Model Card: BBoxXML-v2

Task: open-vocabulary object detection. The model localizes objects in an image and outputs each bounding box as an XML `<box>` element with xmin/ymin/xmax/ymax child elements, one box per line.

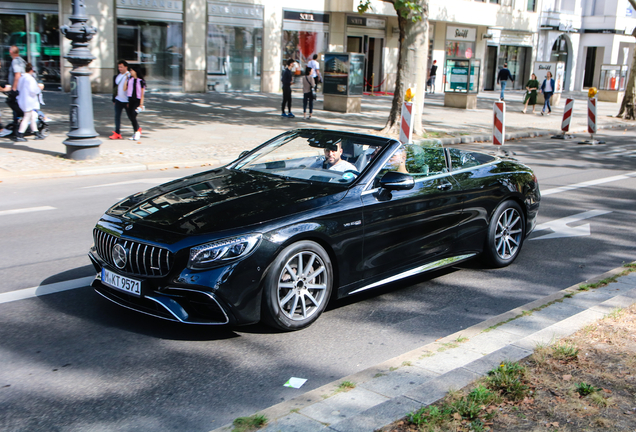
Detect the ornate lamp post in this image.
<box><xmin>60</xmin><ymin>0</ymin><xmax>101</xmax><ymax>160</ymax></box>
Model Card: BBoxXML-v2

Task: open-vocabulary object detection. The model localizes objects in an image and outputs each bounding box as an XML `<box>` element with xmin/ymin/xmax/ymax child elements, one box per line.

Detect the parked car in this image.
<box><xmin>89</xmin><ymin>129</ymin><xmax>540</xmax><ymax>330</ymax></box>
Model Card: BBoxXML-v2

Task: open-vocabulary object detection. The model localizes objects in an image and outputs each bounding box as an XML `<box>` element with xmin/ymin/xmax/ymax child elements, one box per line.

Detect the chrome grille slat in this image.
<box><xmin>142</xmin><ymin>245</ymin><xmax>148</xmax><ymax>274</ymax></box>
<box><xmin>93</xmin><ymin>228</ymin><xmax>173</xmax><ymax>277</ymax></box>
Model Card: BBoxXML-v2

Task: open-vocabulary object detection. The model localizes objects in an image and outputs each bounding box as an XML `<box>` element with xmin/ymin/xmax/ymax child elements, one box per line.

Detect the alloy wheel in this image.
<box><xmin>495</xmin><ymin>207</ymin><xmax>523</xmax><ymax>260</ymax></box>
<box><xmin>277</xmin><ymin>251</ymin><xmax>328</xmax><ymax>321</ymax></box>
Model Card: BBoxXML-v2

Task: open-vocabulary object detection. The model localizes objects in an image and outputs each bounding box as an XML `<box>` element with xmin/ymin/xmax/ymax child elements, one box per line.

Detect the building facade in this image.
<box><xmin>2</xmin><ymin>0</ymin><xmax>578</xmax><ymax>96</ymax></box>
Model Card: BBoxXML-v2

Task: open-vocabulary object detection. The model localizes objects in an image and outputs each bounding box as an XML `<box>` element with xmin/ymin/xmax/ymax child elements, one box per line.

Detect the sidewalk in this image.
<box><xmin>0</xmin><ymin>89</ymin><xmax>632</xmax><ymax>181</ymax></box>
<box><xmin>212</xmin><ymin>265</ymin><xmax>636</xmax><ymax>432</ymax></box>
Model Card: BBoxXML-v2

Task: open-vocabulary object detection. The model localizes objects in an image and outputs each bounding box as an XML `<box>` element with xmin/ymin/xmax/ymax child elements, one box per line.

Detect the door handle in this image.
<box><xmin>437</xmin><ymin>182</ymin><xmax>452</xmax><ymax>191</ymax></box>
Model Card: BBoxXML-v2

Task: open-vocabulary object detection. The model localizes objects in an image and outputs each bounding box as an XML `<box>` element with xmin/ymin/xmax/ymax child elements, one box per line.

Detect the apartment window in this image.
<box><xmin>527</xmin><ymin>0</ymin><xmax>536</xmax><ymax>12</ymax></box>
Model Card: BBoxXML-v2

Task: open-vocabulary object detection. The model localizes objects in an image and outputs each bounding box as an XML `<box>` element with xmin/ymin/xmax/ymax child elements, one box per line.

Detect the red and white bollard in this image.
<box><xmin>493</xmin><ymin>101</ymin><xmax>505</xmax><ymax>146</ymax></box>
<box><xmin>552</xmin><ymin>98</ymin><xmax>574</xmax><ymax>139</ymax></box>
<box><xmin>588</xmin><ymin>97</ymin><xmax>597</xmax><ymax>134</ymax></box>
<box><xmin>579</xmin><ymin>97</ymin><xmax>605</xmax><ymax>145</ymax></box>
<box><xmin>399</xmin><ymin>101</ymin><xmax>413</xmax><ymax>144</ymax></box>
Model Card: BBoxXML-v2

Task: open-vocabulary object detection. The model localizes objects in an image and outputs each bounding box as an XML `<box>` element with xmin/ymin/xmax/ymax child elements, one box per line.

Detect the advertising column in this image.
<box><xmin>445</xmin><ymin>26</ymin><xmax>477</xmax><ymax>60</ymax></box>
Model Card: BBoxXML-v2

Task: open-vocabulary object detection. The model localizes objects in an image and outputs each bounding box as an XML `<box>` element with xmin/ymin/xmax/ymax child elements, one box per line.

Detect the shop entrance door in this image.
<box><xmin>346</xmin><ymin>35</ymin><xmax>383</xmax><ymax>92</ymax></box>
<box><xmin>484</xmin><ymin>45</ymin><xmax>497</xmax><ymax>90</ymax></box>
<box><xmin>583</xmin><ymin>47</ymin><xmax>597</xmax><ymax>88</ymax></box>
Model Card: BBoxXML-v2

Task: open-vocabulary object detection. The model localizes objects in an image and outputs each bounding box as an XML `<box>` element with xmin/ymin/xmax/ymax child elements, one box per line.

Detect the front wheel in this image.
<box><xmin>483</xmin><ymin>201</ymin><xmax>525</xmax><ymax>268</ymax></box>
<box><xmin>262</xmin><ymin>241</ymin><xmax>333</xmax><ymax>331</ymax></box>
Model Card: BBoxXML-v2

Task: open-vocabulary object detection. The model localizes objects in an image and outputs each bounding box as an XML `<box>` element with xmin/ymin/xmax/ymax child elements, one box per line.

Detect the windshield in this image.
<box><xmin>234</xmin><ymin>131</ymin><xmax>384</xmax><ymax>185</ymax></box>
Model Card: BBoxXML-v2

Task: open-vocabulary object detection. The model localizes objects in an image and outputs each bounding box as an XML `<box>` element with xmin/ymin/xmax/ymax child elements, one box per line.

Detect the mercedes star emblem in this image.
<box><xmin>112</xmin><ymin>244</ymin><xmax>128</xmax><ymax>269</ymax></box>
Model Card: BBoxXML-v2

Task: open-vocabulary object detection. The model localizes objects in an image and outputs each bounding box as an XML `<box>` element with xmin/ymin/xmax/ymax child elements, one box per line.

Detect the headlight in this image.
<box><xmin>188</xmin><ymin>234</ymin><xmax>261</xmax><ymax>269</ymax></box>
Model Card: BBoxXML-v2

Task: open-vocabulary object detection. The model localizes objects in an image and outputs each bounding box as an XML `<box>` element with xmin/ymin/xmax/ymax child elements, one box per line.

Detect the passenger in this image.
<box><xmin>311</xmin><ymin>141</ymin><xmax>357</xmax><ymax>172</ymax></box>
<box><xmin>385</xmin><ymin>146</ymin><xmax>409</xmax><ymax>174</ymax></box>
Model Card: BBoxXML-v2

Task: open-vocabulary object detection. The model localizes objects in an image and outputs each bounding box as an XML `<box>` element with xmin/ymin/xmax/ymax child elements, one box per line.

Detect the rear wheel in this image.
<box><xmin>483</xmin><ymin>201</ymin><xmax>525</xmax><ymax>268</ymax></box>
<box><xmin>262</xmin><ymin>241</ymin><xmax>333</xmax><ymax>331</ymax></box>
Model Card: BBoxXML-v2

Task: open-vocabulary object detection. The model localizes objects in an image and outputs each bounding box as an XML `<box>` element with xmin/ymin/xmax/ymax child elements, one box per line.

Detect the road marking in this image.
<box><xmin>0</xmin><ymin>276</ymin><xmax>94</xmax><ymax>305</ymax></box>
<box><xmin>0</xmin><ymin>206</ymin><xmax>56</xmax><ymax>216</ymax></box>
<box><xmin>541</xmin><ymin>171</ymin><xmax>636</xmax><ymax>196</ymax></box>
<box><xmin>82</xmin><ymin>178</ymin><xmax>177</xmax><ymax>189</ymax></box>
<box><xmin>531</xmin><ymin>210</ymin><xmax>612</xmax><ymax>241</ymax></box>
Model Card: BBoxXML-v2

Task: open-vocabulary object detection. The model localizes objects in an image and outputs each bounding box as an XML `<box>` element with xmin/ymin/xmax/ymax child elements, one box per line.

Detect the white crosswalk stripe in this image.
<box><xmin>0</xmin><ymin>206</ymin><xmax>56</xmax><ymax>216</ymax></box>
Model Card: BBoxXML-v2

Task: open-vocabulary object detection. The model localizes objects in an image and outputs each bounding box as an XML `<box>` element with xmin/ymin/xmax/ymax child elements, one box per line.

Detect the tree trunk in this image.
<box><xmin>381</xmin><ymin>2</ymin><xmax>428</xmax><ymax>136</ymax></box>
<box><xmin>617</xmin><ymin>2</ymin><xmax>636</xmax><ymax>119</ymax></box>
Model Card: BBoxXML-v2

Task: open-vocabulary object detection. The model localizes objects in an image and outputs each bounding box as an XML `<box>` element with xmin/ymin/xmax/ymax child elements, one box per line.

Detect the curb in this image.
<box><xmin>2</xmin><ymin>123</ymin><xmax>631</xmax><ymax>182</ymax></box>
<box><xmin>211</xmin><ymin>262</ymin><xmax>636</xmax><ymax>432</ymax></box>
<box><xmin>0</xmin><ymin>158</ymin><xmax>229</xmax><ymax>182</ymax></box>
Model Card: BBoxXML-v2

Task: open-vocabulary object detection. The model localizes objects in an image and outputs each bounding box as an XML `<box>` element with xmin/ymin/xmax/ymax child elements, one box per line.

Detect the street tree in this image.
<box><xmin>358</xmin><ymin>0</ymin><xmax>428</xmax><ymax>135</ymax></box>
<box><xmin>617</xmin><ymin>0</ymin><xmax>636</xmax><ymax>120</ymax></box>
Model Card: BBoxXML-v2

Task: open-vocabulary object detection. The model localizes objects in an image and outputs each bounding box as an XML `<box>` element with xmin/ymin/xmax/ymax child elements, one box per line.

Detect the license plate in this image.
<box><xmin>101</xmin><ymin>268</ymin><xmax>142</xmax><ymax>297</ymax></box>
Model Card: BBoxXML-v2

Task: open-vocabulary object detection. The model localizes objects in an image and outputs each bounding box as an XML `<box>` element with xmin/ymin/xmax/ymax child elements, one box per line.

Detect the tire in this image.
<box><xmin>262</xmin><ymin>240</ymin><xmax>333</xmax><ymax>331</ymax></box>
<box><xmin>40</xmin><ymin>127</ymin><xmax>49</xmax><ymax>137</ymax></box>
<box><xmin>483</xmin><ymin>200</ymin><xmax>525</xmax><ymax>268</ymax></box>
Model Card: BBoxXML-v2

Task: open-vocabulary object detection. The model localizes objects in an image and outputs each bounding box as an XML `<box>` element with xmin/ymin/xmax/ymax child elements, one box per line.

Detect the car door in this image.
<box><xmin>446</xmin><ymin>148</ymin><xmax>506</xmax><ymax>246</ymax></box>
<box><xmin>359</xmin><ymin>146</ymin><xmax>464</xmax><ymax>283</ymax></box>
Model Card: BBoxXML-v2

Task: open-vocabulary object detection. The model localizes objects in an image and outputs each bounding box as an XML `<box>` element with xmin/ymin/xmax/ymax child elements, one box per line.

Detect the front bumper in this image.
<box><xmin>89</xmin><ymin>249</ymin><xmax>242</xmax><ymax>325</ymax></box>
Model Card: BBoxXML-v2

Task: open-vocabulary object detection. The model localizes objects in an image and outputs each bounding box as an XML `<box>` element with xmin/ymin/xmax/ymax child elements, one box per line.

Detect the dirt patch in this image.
<box><xmin>381</xmin><ymin>303</ymin><xmax>636</xmax><ymax>432</ymax></box>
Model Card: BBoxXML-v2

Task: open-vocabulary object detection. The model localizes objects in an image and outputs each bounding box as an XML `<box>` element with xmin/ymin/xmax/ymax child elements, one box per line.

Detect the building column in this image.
<box><xmin>60</xmin><ymin>0</ymin><xmax>115</xmax><ymax>93</ymax></box>
<box><xmin>184</xmin><ymin>0</ymin><xmax>207</xmax><ymax>92</ymax></box>
<box><xmin>261</xmin><ymin>5</ymin><xmax>282</xmax><ymax>93</ymax></box>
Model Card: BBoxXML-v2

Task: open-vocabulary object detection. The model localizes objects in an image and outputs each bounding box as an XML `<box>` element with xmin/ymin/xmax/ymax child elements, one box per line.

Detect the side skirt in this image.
<box><xmin>347</xmin><ymin>253</ymin><xmax>477</xmax><ymax>295</ymax></box>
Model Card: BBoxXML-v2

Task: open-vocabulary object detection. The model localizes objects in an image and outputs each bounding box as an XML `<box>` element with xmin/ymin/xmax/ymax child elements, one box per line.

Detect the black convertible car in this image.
<box><xmin>89</xmin><ymin>129</ymin><xmax>540</xmax><ymax>330</ymax></box>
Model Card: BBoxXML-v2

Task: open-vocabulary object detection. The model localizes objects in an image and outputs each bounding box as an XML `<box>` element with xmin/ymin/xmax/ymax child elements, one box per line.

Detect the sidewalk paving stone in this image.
<box><xmin>299</xmin><ymin>387</ymin><xmax>389</xmax><ymax>426</ymax></box>
<box><xmin>459</xmin><ymin>329</ymin><xmax>521</xmax><ymax>355</ymax></box>
<box><xmin>358</xmin><ymin>366</ymin><xmax>439</xmax><ymax>398</ymax></box>
<box><xmin>261</xmin><ymin>413</ymin><xmax>328</xmax><ymax>432</ymax></box>
<box><xmin>590</xmin><ymin>295</ymin><xmax>636</xmax><ymax>315</ymax></box>
<box><xmin>411</xmin><ymin>347</ymin><xmax>484</xmax><ymax>375</ymax></box>
<box><xmin>328</xmin><ymin>396</ymin><xmax>423</xmax><ymax>432</ymax></box>
<box><xmin>530</xmin><ymin>301</ymin><xmax>587</xmax><ymax>322</ymax></box>
<box><xmin>403</xmin><ymin>368</ymin><xmax>482</xmax><ymax>405</ymax></box>
<box><xmin>462</xmin><ymin>345</ymin><xmax>534</xmax><ymax>376</ymax></box>
<box><xmin>494</xmin><ymin>313</ymin><xmax>559</xmax><ymax>338</ymax></box>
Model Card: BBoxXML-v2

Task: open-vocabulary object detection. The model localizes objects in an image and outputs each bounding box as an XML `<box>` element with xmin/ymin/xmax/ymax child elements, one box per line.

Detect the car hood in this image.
<box><xmin>106</xmin><ymin>168</ymin><xmax>348</xmax><ymax>235</ymax></box>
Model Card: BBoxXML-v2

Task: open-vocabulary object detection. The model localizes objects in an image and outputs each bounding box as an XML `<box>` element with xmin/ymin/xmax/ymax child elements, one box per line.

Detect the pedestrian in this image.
<box><xmin>110</xmin><ymin>60</ymin><xmax>130</xmax><ymax>139</ymax></box>
<box><xmin>14</xmin><ymin>63</ymin><xmax>44</xmax><ymax>142</ymax></box>
<box><xmin>428</xmin><ymin>60</ymin><xmax>437</xmax><ymax>94</ymax></box>
<box><xmin>540</xmin><ymin>71</ymin><xmax>555</xmax><ymax>116</ymax></box>
<box><xmin>3</xmin><ymin>45</ymin><xmax>27</xmax><ymax>136</ymax></box>
<box><xmin>281</xmin><ymin>59</ymin><xmax>294</xmax><ymax>118</ymax></box>
<box><xmin>0</xmin><ymin>61</ymin><xmax>13</xmax><ymax>137</ymax></box>
<box><xmin>522</xmin><ymin>73</ymin><xmax>539</xmax><ymax>114</ymax></box>
<box><xmin>124</xmin><ymin>65</ymin><xmax>145</xmax><ymax>141</ymax></box>
<box><xmin>302</xmin><ymin>66</ymin><xmax>315</xmax><ymax>120</ymax></box>
<box><xmin>496</xmin><ymin>63</ymin><xmax>514</xmax><ymax>101</ymax></box>
<box><xmin>307</xmin><ymin>54</ymin><xmax>321</xmax><ymax>91</ymax></box>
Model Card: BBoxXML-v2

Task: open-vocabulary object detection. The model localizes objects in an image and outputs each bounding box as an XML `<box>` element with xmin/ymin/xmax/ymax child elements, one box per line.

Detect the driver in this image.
<box><xmin>310</xmin><ymin>141</ymin><xmax>357</xmax><ymax>172</ymax></box>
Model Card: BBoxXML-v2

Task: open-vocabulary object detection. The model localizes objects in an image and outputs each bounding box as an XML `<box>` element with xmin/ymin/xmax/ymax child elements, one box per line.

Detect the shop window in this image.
<box><xmin>117</xmin><ymin>19</ymin><xmax>183</xmax><ymax>93</ymax></box>
<box><xmin>282</xmin><ymin>30</ymin><xmax>328</xmax><ymax>90</ymax></box>
<box><xmin>207</xmin><ymin>24</ymin><xmax>262</xmax><ymax>92</ymax></box>
<box><xmin>0</xmin><ymin>14</ymin><xmax>26</xmax><ymax>82</ymax></box>
<box><xmin>30</xmin><ymin>13</ymin><xmax>60</xmax><ymax>87</ymax></box>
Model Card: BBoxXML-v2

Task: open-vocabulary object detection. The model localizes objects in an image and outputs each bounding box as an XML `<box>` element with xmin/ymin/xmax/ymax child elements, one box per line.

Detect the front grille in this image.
<box><xmin>93</xmin><ymin>228</ymin><xmax>174</xmax><ymax>277</ymax></box>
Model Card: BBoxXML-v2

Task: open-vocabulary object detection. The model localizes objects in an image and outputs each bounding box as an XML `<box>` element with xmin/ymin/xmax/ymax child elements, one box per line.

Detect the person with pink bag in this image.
<box><xmin>124</xmin><ymin>65</ymin><xmax>146</xmax><ymax>140</ymax></box>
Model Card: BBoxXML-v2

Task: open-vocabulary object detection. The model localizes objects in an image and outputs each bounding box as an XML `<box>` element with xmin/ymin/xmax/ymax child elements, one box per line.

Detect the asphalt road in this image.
<box><xmin>0</xmin><ymin>129</ymin><xmax>634</xmax><ymax>431</ymax></box>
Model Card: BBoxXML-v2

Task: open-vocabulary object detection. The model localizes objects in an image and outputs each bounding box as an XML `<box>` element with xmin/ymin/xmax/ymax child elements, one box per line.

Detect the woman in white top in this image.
<box><xmin>15</xmin><ymin>63</ymin><xmax>44</xmax><ymax>142</ymax></box>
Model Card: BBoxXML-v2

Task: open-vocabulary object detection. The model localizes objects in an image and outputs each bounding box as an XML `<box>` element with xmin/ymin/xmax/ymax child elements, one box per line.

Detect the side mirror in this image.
<box><xmin>379</xmin><ymin>171</ymin><xmax>414</xmax><ymax>191</ymax></box>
